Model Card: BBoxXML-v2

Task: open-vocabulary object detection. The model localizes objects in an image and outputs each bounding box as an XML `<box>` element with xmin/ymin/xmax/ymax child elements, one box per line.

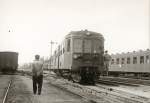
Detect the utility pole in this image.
<box><xmin>149</xmin><ymin>0</ymin><xmax>150</xmax><ymax>49</ymax></box>
<box><xmin>49</xmin><ymin>40</ymin><xmax>57</xmax><ymax>70</ymax></box>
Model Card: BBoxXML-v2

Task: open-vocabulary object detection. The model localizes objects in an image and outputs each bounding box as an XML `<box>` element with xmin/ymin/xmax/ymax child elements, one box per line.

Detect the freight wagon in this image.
<box><xmin>0</xmin><ymin>52</ymin><xmax>18</xmax><ymax>73</ymax></box>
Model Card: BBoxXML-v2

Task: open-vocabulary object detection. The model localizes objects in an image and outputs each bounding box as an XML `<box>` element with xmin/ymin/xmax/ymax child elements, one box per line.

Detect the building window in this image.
<box><xmin>127</xmin><ymin>57</ymin><xmax>130</xmax><ymax>64</ymax></box>
<box><xmin>140</xmin><ymin>56</ymin><xmax>144</xmax><ymax>64</ymax></box>
<box><xmin>67</xmin><ymin>39</ymin><xmax>71</xmax><ymax>52</ymax></box>
<box><xmin>133</xmin><ymin>57</ymin><xmax>137</xmax><ymax>64</ymax></box>
<box><xmin>116</xmin><ymin>58</ymin><xmax>119</xmax><ymax>64</ymax></box>
<box><xmin>146</xmin><ymin>55</ymin><xmax>149</xmax><ymax>63</ymax></box>
<box><xmin>111</xmin><ymin>59</ymin><xmax>114</xmax><ymax>64</ymax></box>
<box><xmin>121</xmin><ymin>58</ymin><xmax>125</xmax><ymax>64</ymax></box>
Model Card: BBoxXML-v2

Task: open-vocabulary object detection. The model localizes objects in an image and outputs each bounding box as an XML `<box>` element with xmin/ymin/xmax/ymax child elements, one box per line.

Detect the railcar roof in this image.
<box><xmin>65</xmin><ymin>30</ymin><xmax>104</xmax><ymax>39</ymax></box>
<box><xmin>111</xmin><ymin>49</ymin><xmax>150</xmax><ymax>57</ymax></box>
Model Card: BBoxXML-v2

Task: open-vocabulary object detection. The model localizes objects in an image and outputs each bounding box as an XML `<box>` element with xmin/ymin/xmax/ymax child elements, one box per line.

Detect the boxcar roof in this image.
<box><xmin>0</xmin><ymin>51</ymin><xmax>18</xmax><ymax>54</ymax></box>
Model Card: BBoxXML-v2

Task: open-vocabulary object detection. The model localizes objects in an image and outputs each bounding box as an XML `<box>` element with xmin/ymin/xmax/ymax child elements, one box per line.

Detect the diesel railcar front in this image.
<box><xmin>0</xmin><ymin>52</ymin><xmax>18</xmax><ymax>73</ymax></box>
<box><xmin>50</xmin><ymin>30</ymin><xmax>104</xmax><ymax>84</ymax></box>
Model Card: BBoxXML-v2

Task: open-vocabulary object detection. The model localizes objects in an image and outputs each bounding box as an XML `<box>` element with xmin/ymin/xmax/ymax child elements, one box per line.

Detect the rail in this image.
<box><xmin>2</xmin><ymin>80</ymin><xmax>12</xmax><ymax>103</ymax></box>
<box><xmin>100</xmin><ymin>76</ymin><xmax>150</xmax><ymax>86</ymax></box>
<box><xmin>98</xmin><ymin>79</ymin><xmax>139</xmax><ymax>86</ymax></box>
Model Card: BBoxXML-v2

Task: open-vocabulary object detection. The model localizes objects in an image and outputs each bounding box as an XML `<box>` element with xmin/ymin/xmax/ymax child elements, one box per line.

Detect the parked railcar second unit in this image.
<box><xmin>0</xmin><ymin>52</ymin><xmax>18</xmax><ymax>73</ymax></box>
<box><xmin>109</xmin><ymin>49</ymin><xmax>150</xmax><ymax>77</ymax></box>
<box><xmin>50</xmin><ymin>30</ymin><xmax>105</xmax><ymax>84</ymax></box>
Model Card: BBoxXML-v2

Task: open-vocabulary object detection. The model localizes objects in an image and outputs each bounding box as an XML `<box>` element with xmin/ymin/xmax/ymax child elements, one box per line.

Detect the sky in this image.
<box><xmin>0</xmin><ymin>0</ymin><xmax>149</xmax><ymax>64</ymax></box>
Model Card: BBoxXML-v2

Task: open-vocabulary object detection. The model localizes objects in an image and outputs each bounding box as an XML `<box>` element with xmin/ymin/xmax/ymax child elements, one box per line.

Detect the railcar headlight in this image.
<box><xmin>86</xmin><ymin>32</ymin><xmax>90</xmax><ymax>36</ymax></box>
<box><xmin>73</xmin><ymin>54</ymin><xmax>82</xmax><ymax>59</ymax></box>
<box><xmin>73</xmin><ymin>54</ymin><xmax>78</xmax><ymax>59</ymax></box>
<box><xmin>93</xmin><ymin>54</ymin><xmax>99</xmax><ymax>58</ymax></box>
<box><xmin>94</xmin><ymin>50</ymin><xmax>97</xmax><ymax>53</ymax></box>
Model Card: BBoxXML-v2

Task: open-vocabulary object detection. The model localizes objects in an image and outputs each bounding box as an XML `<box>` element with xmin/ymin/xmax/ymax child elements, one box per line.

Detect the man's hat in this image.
<box><xmin>35</xmin><ymin>54</ymin><xmax>40</xmax><ymax>59</ymax></box>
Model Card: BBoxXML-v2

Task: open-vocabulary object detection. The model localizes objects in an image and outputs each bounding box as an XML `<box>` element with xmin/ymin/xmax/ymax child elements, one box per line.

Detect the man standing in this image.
<box><xmin>104</xmin><ymin>50</ymin><xmax>111</xmax><ymax>76</ymax></box>
<box><xmin>32</xmin><ymin>55</ymin><xmax>43</xmax><ymax>95</ymax></box>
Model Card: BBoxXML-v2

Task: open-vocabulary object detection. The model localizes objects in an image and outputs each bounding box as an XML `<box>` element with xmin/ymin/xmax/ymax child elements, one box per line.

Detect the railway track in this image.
<box><xmin>2</xmin><ymin>80</ymin><xmax>12</xmax><ymax>103</ymax></box>
<box><xmin>100</xmin><ymin>76</ymin><xmax>150</xmax><ymax>86</ymax></box>
<box><xmin>0</xmin><ymin>75</ymin><xmax>14</xmax><ymax>103</ymax></box>
<box><xmin>88</xmin><ymin>85</ymin><xmax>147</xmax><ymax>103</ymax></box>
<box><xmin>98</xmin><ymin>79</ymin><xmax>139</xmax><ymax>86</ymax></box>
<box><xmin>46</xmin><ymin>74</ymin><xmax>150</xmax><ymax>103</ymax></box>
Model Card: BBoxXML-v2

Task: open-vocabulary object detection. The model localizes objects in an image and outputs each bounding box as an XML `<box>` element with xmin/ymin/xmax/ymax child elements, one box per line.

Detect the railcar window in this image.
<box><xmin>121</xmin><ymin>58</ymin><xmax>125</xmax><ymax>64</ymax></box>
<box><xmin>63</xmin><ymin>48</ymin><xmax>65</xmax><ymax>53</ymax></box>
<box><xmin>59</xmin><ymin>62</ymin><xmax>61</xmax><ymax>66</ymax></box>
<box><xmin>67</xmin><ymin>39</ymin><xmax>71</xmax><ymax>52</ymax></box>
<box><xmin>127</xmin><ymin>57</ymin><xmax>130</xmax><ymax>64</ymax></box>
<box><xmin>60</xmin><ymin>50</ymin><xmax>62</xmax><ymax>55</ymax></box>
<box><xmin>116</xmin><ymin>58</ymin><xmax>119</xmax><ymax>64</ymax></box>
<box><xmin>133</xmin><ymin>57</ymin><xmax>137</xmax><ymax>64</ymax></box>
<box><xmin>140</xmin><ymin>56</ymin><xmax>144</xmax><ymax>64</ymax></box>
<box><xmin>146</xmin><ymin>55</ymin><xmax>149</xmax><ymax>63</ymax></box>
<box><xmin>51</xmin><ymin>58</ymin><xmax>53</xmax><ymax>64</ymax></box>
<box><xmin>111</xmin><ymin>59</ymin><xmax>114</xmax><ymax>64</ymax></box>
<box><xmin>58</xmin><ymin>45</ymin><xmax>61</xmax><ymax>55</ymax></box>
<box><xmin>54</xmin><ymin>58</ymin><xmax>56</xmax><ymax>65</ymax></box>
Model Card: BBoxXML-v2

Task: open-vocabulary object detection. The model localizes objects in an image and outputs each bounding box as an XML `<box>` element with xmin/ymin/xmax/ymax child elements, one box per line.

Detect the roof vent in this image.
<box><xmin>85</xmin><ymin>29</ymin><xmax>90</xmax><ymax>35</ymax></box>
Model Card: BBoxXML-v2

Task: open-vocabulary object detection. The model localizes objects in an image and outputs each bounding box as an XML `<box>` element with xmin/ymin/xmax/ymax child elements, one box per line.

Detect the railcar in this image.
<box><xmin>50</xmin><ymin>30</ymin><xmax>104</xmax><ymax>84</ymax></box>
<box><xmin>109</xmin><ymin>49</ymin><xmax>150</xmax><ymax>77</ymax></box>
<box><xmin>0</xmin><ymin>52</ymin><xmax>18</xmax><ymax>73</ymax></box>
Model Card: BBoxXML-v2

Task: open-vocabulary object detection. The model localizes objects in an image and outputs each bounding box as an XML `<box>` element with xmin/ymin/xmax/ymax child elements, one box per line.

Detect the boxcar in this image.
<box><xmin>0</xmin><ymin>52</ymin><xmax>18</xmax><ymax>73</ymax></box>
<box><xmin>50</xmin><ymin>30</ymin><xmax>104</xmax><ymax>84</ymax></box>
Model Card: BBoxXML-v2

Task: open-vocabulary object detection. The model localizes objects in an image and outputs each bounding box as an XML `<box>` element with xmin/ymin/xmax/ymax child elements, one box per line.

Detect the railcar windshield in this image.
<box><xmin>83</xmin><ymin>39</ymin><xmax>92</xmax><ymax>53</ymax></box>
<box><xmin>73</xmin><ymin>39</ymin><xmax>82</xmax><ymax>53</ymax></box>
<box><xmin>73</xmin><ymin>38</ymin><xmax>103</xmax><ymax>53</ymax></box>
<box><xmin>93</xmin><ymin>39</ymin><xmax>102</xmax><ymax>53</ymax></box>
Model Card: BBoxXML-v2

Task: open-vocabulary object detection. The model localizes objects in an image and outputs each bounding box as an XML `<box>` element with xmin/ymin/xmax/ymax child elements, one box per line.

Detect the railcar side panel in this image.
<box><xmin>109</xmin><ymin>49</ymin><xmax>150</xmax><ymax>76</ymax></box>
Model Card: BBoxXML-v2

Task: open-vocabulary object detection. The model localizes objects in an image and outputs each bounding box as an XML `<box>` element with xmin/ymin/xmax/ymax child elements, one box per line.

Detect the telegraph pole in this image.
<box><xmin>149</xmin><ymin>0</ymin><xmax>150</xmax><ymax>49</ymax></box>
<box><xmin>49</xmin><ymin>40</ymin><xmax>57</xmax><ymax>70</ymax></box>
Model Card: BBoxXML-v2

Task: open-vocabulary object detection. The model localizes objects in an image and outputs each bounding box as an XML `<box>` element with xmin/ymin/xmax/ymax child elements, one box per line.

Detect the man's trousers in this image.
<box><xmin>32</xmin><ymin>75</ymin><xmax>43</xmax><ymax>95</ymax></box>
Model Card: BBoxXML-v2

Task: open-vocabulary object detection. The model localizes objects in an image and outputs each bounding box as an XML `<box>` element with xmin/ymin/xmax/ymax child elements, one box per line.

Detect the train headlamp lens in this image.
<box><xmin>73</xmin><ymin>54</ymin><xmax>82</xmax><ymax>59</ymax></box>
<box><xmin>86</xmin><ymin>32</ymin><xmax>90</xmax><ymax>35</ymax></box>
<box><xmin>73</xmin><ymin>54</ymin><xmax>78</xmax><ymax>59</ymax></box>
